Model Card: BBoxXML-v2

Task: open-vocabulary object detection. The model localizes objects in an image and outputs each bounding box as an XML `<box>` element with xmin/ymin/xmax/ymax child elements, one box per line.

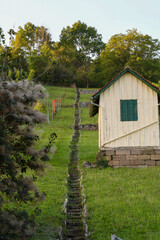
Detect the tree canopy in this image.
<box><xmin>90</xmin><ymin>29</ymin><xmax>160</xmax><ymax>85</ymax></box>
<box><xmin>55</xmin><ymin>20</ymin><xmax>105</xmax><ymax>87</ymax></box>
<box><xmin>59</xmin><ymin>20</ymin><xmax>105</xmax><ymax>59</ymax></box>
<box><xmin>1</xmin><ymin>24</ymin><xmax>160</xmax><ymax>87</ymax></box>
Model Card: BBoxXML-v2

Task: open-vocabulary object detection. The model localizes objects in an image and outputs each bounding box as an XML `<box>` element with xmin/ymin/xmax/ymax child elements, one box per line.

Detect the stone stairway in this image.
<box><xmin>64</xmin><ymin>88</ymin><xmax>87</xmax><ymax>240</ymax></box>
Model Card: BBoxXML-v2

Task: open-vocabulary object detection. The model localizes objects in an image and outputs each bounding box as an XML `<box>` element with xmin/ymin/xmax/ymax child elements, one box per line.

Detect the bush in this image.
<box><xmin>0</xmin><ymin>80</ymin><xmax>56</xmax><ymax>239</ymax></box>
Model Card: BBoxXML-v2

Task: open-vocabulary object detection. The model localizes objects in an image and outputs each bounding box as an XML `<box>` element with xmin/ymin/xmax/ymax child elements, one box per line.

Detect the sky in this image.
<box><xmin>1</xmin><ymin>0</ymin><xmax>160</xmax><ymax>44</ymax></box>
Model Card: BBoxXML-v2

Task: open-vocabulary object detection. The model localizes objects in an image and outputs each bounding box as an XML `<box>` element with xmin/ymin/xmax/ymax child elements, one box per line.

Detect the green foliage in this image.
<box><xmin>2</xmin><ymin>23</ymin><xmax>160</xmax><ymax>88</ymax></box>
<box><xmin>59</xmin><ymin>20</ymin><xmax>105</xmax><ymax>59</ymax></box>
<box><xmin>55</xmin><ymin>20</ymin><xmax>105</xmax><ymax>87</ymax></box>
<box><xmin>34</xmin><ymin>100</ymin><xmax>47</xmax><ymax>113</ymax></box>
<box><xmin>91</xmin><ymin>29</ymin><xmax>160</xmax><ymax>85</ymax></box>
<box><xmin>0</xmin><ymin>27</ymin><xmax>5</xmax><ymax>45</ymax></box>
<box><xmin>28</xmin><ymin>69</ymin><xmax>35</xmax><ymax>81</ymax></box>
<box><xmin>96</xmin><ymin>156</ymin><xmax>108</xmax><ymax>168</ymax></box>
<box><xmin>15</xmin><ymin>68</ymin><xmax>20</xmax><ymax>81</ymax></box>
<box><xmin>28</xmin><ymin>41</ymin><xmax>53</xmax><ymax>83</ymax></box>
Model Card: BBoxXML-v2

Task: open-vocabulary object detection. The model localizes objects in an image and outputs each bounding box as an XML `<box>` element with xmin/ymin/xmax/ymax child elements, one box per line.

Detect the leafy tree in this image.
<box><xmin>35</xmin><ymin>26</ymin><xmax>53</xmax><ymax>50</ymax></box>
<box><xmin>0</xmin><ymin>27</ymin><xmax>28</xmax><ymax>81</ymax></box>
<box><xmin>0</xmin><ymin>23</ymin><xmax>54</xmax><ymax>82</ymax></box>
<box><xmin>12</xmin><ymin>22</ymin><xmax>53</xmax><ymax>53</ymax></box>
<box><xmin>0</xmin><ymin>80</ymin><xmax>56</xmax><ymax>239</ymax></box>
<box><xmin>28</xmin><ymin>41</ymin><xmax>54</xmax><ymax>83</ymax></box>
<box><xmin>12</xmin><ymin>22</ymin><xmax>36</xmax><ymax>52</ymax></box>
<box><xmin>91</xmin><ymin>29</ymin><xmax>160</xmax><ymax>85</ymax></box>
<box><xmin>54</xmin><ymin>21</ymin><xmax>105</xmax><ymax>87</ymax></box>
<box><xmin>59</xmin><ymin>20</ymin><xmax>105</xmax><ymax>59</ymax></box>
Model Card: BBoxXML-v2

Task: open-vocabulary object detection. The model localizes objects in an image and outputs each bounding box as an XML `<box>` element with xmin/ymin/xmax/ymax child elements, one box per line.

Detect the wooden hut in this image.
<box><xmin>90</xmin><ymin>67</ymin><xmax>160</xmax><ymax>168</ymax></box>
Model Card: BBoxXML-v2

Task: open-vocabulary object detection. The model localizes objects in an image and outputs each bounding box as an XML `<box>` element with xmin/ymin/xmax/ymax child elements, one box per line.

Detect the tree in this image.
<box><xmin>28</xmin><ymin>41</ymin><xmax>54</xmax><ymax>83</ymax></box>
<box><xmin>91</xmin><ymin>29</ymin><xmax>160</xmax><ymax>85</ymax></box>
<box><xmin>54</xmin><ymin>21</ymin><xmax>105</xmax><ymax>87</ymax></box>
<box><xmin>0</xmin><ymin>23</ymin><xmax>54</xmax><ymax>82</ymax></box>
<box><xmin>12</xmin><ymin>22</ymin><xmax>53</xmax><ymax>54</ymax></box>
<box><xmin>0</xmin><ymin>80</ymin><xmax>56</xmax><ymax>239</ymax></box>
<box><xmin>0</xmin><ymin>26</ymin><xmax>28</xmax><ymax>81</ymax></box>
<box><xmin>12</xmin><ymin>22</ymin><xmax>36</xmax><ymax>53</ymax></box>
<box><xmin>35</xmin><ymin>26</ymin><xmax>53</xmax><ymax>50</ymax></box>
<box><xmin>59</xmin><ymin>20</ymin><xmax>105</xmax><ymax>59</ymax></box>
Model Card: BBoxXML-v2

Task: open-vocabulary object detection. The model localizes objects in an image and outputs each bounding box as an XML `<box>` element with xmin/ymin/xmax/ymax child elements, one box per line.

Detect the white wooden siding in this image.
<box><xmin>99</xmin><ymin>72</ymin><xmax>159</xmax><ymax>148</ymax></box>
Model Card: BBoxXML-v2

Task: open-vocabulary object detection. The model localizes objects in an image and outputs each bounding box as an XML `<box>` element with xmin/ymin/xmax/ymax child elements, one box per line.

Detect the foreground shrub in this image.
<box><xmin>0</xmin><ymin>80</ymin><xmax>56</xmax><ymax>239</ymax></box>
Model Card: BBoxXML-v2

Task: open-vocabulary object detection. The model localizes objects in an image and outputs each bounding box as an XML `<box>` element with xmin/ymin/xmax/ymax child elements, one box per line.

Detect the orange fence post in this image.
<box><xmin>51</xmin><ymin>99</ymin><xmax>57</xmax><ymax>118</ymax></box>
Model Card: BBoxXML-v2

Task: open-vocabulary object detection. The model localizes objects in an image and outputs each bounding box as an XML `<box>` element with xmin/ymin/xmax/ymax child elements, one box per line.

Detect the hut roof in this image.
<box><xmin>90</xmin><ymin>66</ymin><xmax>160</xmax><ymax>117</ymax></box>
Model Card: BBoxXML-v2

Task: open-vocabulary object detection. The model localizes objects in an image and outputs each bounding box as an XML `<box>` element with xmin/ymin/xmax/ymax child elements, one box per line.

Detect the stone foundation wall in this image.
<box><xmin>97</xmin><ymin>147</ymin><xmax>160</xmax><ymax>168</ymax></box>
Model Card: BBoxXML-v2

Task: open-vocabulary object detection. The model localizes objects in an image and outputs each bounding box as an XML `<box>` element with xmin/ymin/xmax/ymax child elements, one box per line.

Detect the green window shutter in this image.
<box><xmin>120</xmin><ymin>99</ymin><xmax>138</xmax><ymax>121</ymax></box>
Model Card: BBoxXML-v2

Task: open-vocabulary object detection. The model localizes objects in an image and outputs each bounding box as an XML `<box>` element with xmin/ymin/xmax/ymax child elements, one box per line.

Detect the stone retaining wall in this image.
<box><xmin>97</xmin><ymin>147</ymin><xmax>160</xmax><ymax>168</ymax></box>
<box><xmin>80</xmin><ymin>90</ymin><xmax>98</xmax><ymax>94</ymax></box>
<box><xmin>79</xmin><ymin>124</ymin><xmax>98</xmax><ymax>131</ymax></box>
<box><xmin>71</xmin><ymin>124</ymin><xmax>98</xmax><ymax>130</ymax></box>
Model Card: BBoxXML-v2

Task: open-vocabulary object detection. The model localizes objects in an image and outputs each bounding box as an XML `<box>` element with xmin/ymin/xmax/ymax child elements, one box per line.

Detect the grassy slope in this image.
<box><xmin>30</xmin><ymin>87</ymin><xmax>160</xmax><ymax>240</ymax></box>
<box><xmin>32</xmin><ymin>87</ymin><xmax>76</xmax><ymax>239</ymax></box>
<box><xmin>83</xmin><ymin>167</ymin><xmax>160</xmax><ymax>240</ymax></box>
<box><xmin>78</xmin><ymin>92</ymin><xmax>160</xmax><ymax>240</ymax></box>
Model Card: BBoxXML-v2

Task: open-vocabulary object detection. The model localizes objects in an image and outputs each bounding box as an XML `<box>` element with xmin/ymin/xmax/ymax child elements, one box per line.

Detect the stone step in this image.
<box><xmin>68</xmin><ymin>192</ymin><xmax>81</xmax><ymax>197</ymax></box>
<box><xmin>65</xmin><ymin>234</ymin><xmax>85</xmax><ymax>240</ymax></box>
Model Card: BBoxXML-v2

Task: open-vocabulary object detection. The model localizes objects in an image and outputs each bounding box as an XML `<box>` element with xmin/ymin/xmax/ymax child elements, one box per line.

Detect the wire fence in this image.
<box><xmin>111</xmin><ymin>234</ymin><xmax>123</xmax><ymax>240</ymax></box>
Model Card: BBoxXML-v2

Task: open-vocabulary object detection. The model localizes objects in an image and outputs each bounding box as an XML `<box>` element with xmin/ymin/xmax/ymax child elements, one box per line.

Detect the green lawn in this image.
<box><xmin>82</xmin><ymin>167</ymin><xmax>160</xmax><ymax>240</ymax></box>
<box><xmin>31</xmin><ymin>87</ymin><xmax>76</xmax><ymax>239</ymax></box>
<box><xmin>45</xmin><ymin>86</ymin><xmax>76</xmax><ymax>106</ymax></box>
<box><xmin>80</xmin><ymin>108</ymin><xmax>98</xmax><ymax>125</ymax></box>
<box><xmin>79</xmin><ymin>88</ymin><xmax>97</xmax><ymax>102</ymax></box>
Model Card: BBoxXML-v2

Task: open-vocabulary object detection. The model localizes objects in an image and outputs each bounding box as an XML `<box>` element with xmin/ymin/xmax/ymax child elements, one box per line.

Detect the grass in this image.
<box><xmin>82</xmin><ymin>167</ymin><xmax>160</xmax><ymax>240</ymax></box>
<box><xmin>45</xmin><ymin>86</ymin><xmax>76</xmax><ymax>106</ymax></box>
<box><xmin>80</xmin><ymin>108</ymin><xmax>98</xmax><ymax>125</ymax></box>
<box><xmin>79</xmin><ymin>88</ymin><xmax>98</xmax><ymax>125</ymax></box>
<box><xmin>31</xmin><ymin>87</ymin><xmax>76</xmax><ymax>239</ymax></box>
<box><xmin>79</xmin><ymin>88</ymin><xmax>97</xmax><ymax>102</ymax></box>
